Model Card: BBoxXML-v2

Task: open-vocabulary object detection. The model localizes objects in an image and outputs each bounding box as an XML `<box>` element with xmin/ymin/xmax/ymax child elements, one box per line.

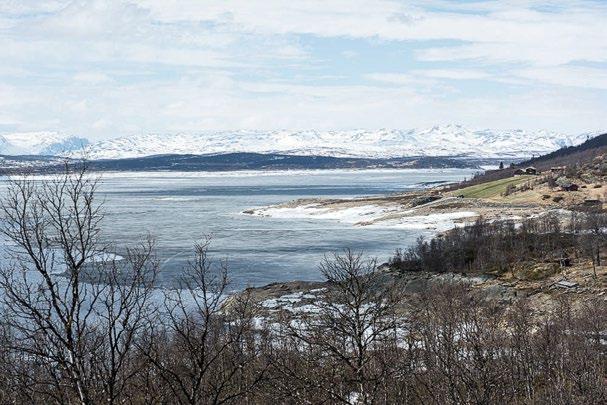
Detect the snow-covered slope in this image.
<box><xmin>0</xmin><ymin>126</ymin><xmax>595</xmax><ymax>160</ymax></box>
<box><xmin>78</xmin><ymin>126</ymin><xmax>593</xmax><ymax>160</ymax></box>
<box><xmin>0</xmin><ymin>132</ymin><xmax>89</xmax><ymax>156</ymax></box>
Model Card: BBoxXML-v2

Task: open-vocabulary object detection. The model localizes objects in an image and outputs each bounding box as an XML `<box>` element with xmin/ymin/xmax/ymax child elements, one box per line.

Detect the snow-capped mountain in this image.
<box><xmin>0</xmin><ymin>126</ymin><xmax>596</xmax><ymax>160</ymax></box>
<box><xmin>0</xmin><ymin>132</ymin><xmax>89</xmax><ymax>156</ymax></box>
<box><xmin>77</xmin><ymin>126</ymin><xmax>593</xmax><ymax>160</ymax></box>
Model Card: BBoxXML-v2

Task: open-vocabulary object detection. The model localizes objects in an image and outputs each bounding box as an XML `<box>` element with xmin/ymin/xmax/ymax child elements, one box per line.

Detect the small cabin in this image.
<box><xmin>551</xmin><ymin>166</ymin><xmax>566</xmax><ymax>174</ymax></box>
<box><xmin>525</xmin><ymin>167</ymin><xmax>538</xmax><ymax>175</ymax></box>
<box><xmin>513</xmin><ymin>168</ymin><xmax>526</xmax><ymax>176</ymax></box>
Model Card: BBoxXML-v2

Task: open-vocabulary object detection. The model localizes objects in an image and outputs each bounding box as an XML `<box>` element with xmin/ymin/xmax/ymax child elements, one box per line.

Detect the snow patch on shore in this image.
<box><xmin>248</xmin><ymin>203</ymin><xmax>476</xmax><ymax>231</ymax></box>
<box><xmin>251</xmin><ymin>204</ymin><xmax>401</xmax><ymax>224</ymax></box>
<box><xmin>370</xmin><ymin>211</ymin><xmax>477</xmax><ymax>231</ymax></box>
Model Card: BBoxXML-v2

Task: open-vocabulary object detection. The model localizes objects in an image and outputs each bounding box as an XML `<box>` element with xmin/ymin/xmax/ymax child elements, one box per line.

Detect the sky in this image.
<box><xmin>1</xmin><ymin>0</ymin><xmax>606</xmax><ymax>139</ymax></box>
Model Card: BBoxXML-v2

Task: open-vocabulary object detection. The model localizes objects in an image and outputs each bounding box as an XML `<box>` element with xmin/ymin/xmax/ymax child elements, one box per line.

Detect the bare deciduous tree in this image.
<box><xmin>0</xmin><ymin>165</ymin><xmax>158</xmax><ymax>404</ymax></box>
<box><xmin>139</xmin><ymin>239</ymin><xmax>269</xmax><ymax>404</ymax></box>
<box><xmin>274</xmin><ymin>250</ymin><xmax>404</xmax><ymax>404</ymax></box>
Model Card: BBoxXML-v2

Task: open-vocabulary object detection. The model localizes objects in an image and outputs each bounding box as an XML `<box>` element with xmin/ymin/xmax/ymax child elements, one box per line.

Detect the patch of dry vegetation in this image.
<box><xmin>449</xmin><ymin>175</ymin><xmax>533</xmax><ymax>198</ymax></box>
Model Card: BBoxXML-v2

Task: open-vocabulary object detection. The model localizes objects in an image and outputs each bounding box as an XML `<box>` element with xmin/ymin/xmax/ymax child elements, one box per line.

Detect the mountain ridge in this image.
<box><xmin>0</xmin><ymin>126</ymin><xmax>597</xmax><ymax>160</ymax></box>
<box><xmin>0</xmin><ymin>131</ymin><xmax>89</xmax><ymax>156</ymax></box>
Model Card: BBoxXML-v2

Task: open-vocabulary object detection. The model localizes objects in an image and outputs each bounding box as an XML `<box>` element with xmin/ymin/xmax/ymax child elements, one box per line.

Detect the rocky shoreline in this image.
<box><xmin>225</xmin><ymin>262</ymin><xmax>606</xmax><ymax>322</ymax></box>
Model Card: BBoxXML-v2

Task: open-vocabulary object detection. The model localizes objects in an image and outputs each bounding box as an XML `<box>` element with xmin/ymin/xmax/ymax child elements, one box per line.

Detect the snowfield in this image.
<box><xmin>0</xmin><ymin>131</ymin><xmax>89</xmax><ymax>155</ymax></box>
<box><xmin>0</xmin><ymin>125</ymin><xmax>596</xmax><ymax>160</ymax></box>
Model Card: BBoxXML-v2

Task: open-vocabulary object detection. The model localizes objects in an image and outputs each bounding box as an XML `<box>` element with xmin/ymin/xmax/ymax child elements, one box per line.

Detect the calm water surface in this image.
<box><xmin>90</xmin><ymin>169</ymin><xmax>474</xmax><ymax>289</ymax></box>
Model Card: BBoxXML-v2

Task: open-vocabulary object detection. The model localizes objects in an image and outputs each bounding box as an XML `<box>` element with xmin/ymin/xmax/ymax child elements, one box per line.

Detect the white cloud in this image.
<box><xmin>136</xmin><ymin>0</ymin><xmax>607</xmax><ymax>67</ymax></box>
<box><xmin>341</xmin><ymin>50</ymin><xmax>358</xmax><ymax>59</ymax></box>
<box><xmin>414</xmin><ymin>69</ymin><xmax>491</xmax><ymax>80</ymax></box>
<box><xmin>0</xmin><ymin>0</ymin><xmax>605</xmax><ymax>137</ymax></box>
<box><xmin>0</xmin><ymin>0</ymin><xmax>69</xmax><ymax>16</ymax></box>
<box><xmin>366</xmin><ymin>73</ymin><xmax>427</xmax><ymax>85</ymax></box>
<box><xmin>364</xmin><ymin>73</ymin><xmax>445</xmax><ymax>91</ymax></box>
<box><xmin>516</xmin><ymin>65</ymin><xmax>607</xmax><ymax>90</ymax></box>
<box><xmin>73</xmin><ymin>72</ymin><xmax>112</xmax><ymax>84</ymax></box>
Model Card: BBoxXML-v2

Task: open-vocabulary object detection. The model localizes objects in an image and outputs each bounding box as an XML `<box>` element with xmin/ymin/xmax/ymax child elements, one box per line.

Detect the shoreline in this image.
<box><xmin>242</xmin><ymin>188</ymin><xmax>551</xmax><ymax>231</ymax></box>
<box><xmin>234</xmin><ymin>165</ymin><xmax>607</xmax><ymax>318</ymax></box>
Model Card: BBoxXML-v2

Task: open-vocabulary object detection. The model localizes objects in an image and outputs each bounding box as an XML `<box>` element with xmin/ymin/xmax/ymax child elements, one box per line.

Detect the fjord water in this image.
<box><xmin>0</xmin><ymin>169</ymin><xmax>471</xmax><ymax>289</ymax></box>
<box><xmin>89</xmin><ymin>169</ymin><xmax>475</xmax><ymax>289</ymax></box>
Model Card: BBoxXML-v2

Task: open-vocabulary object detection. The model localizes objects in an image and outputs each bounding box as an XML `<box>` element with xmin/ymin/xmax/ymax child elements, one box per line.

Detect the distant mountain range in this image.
<box><xmin>0</xmin><ymin>132</ymin><xmax>89</xmax><ymax>156</ymax></box>
<box><xmin>0</xmin><ymin>126</ymin><xmax>597</xmax><ymax>160</ymax></box>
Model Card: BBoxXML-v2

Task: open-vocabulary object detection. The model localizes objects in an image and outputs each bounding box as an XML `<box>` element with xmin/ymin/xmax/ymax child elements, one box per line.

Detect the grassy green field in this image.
<box><xmin>454</xmin><ymin>176</ymin><xmax>532</xmax><ymax>198</ymax></box>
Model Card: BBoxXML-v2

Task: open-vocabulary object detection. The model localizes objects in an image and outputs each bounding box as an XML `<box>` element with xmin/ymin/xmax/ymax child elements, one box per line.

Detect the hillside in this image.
<box><xmin>0</xmin><ymin>153</ymin><xmax>478</xmax><ymax>174</ymax></box>
<box><xmin>522</xmin><ymin>132</ymin><xmax>607</xmax><ymax>170</ymax></box>
<box><xmin>86</xmin><ymin>153</ymin><xmax>479</xmax><ymax>171</ymax></box>
<box><xmin>524</xmin><ymin>132</ymin><xmax>607</xmax><ymax>164</ymax></box>
<box><xmin>448</xmin><ymin>132</ymin><xmax>607</xmax><ymax>190</ymax></box>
